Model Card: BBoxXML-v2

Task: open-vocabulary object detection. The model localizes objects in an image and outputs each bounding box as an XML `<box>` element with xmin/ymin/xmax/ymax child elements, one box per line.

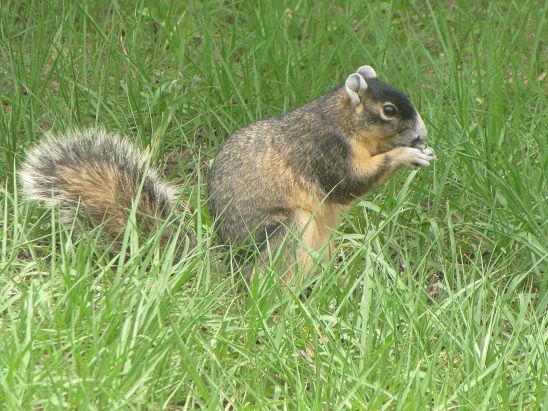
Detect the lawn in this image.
<box><xmin>0</xmin><ymin>0</ymin><xmax>546</xmax><ymax>409</ymax></box>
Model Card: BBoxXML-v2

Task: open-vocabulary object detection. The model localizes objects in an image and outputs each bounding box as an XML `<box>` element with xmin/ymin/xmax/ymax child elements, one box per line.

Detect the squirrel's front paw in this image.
<box><xmin>411</xmin><ymin>140</ymin><xmax>427</xmax><ymax>150</ymax></box>
<box><xmin>397</xmin><ymin>146</ymin><xmax>436</xmax><ymax>168</ymax></box>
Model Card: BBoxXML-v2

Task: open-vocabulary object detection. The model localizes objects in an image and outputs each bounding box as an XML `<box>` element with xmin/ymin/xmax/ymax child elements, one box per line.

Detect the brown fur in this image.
<box><xmin>209</xmin><ymin>66</ymin><xmax>435</xmax><ymax>281</ymax></box>
<box><xmin>19</xmin><ymin>128</ymin><xmax>193</xmax><ymax>247</ymax></box>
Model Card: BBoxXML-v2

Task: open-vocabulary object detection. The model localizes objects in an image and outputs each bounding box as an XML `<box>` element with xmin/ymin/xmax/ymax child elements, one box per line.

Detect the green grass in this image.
<box><xmin>0</xmin><ymin>0</ymin><xmax>546</xmax><ymax>409</ymax></box>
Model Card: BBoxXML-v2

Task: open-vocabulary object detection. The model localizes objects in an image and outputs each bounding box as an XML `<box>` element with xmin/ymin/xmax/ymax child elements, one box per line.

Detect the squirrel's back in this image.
<box><xmin>208</xmin><ymin>89</ymin><xmax>344</xmax><ymax>245</ymax></box>
<box><xmin>19</xmin><ymin>128</ymin><xmax>178</xmax><ymax>235</ymax></box>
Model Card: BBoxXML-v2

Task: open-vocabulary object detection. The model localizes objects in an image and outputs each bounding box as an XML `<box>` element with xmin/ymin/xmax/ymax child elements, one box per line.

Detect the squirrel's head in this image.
<box><xmin>343</xmin><ymin>66</ymin><xmax>427</xmax><ymax>152</ymax></box>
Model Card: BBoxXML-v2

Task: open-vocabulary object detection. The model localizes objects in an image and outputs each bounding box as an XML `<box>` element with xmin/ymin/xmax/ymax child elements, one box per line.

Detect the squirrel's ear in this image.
<box><xmin>345</xmin><ymin>73</ymin><xmax>368</xmax><ymax>106</ymax></box>
<box><xmin>357</xmin><ymin>65</ymin><xmax>377</xmax><ymax>80</ymax></box>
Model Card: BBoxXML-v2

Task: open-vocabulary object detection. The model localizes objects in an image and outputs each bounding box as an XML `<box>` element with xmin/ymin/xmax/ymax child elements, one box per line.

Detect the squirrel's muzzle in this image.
<box><xmin>415</xmin><ymin>112</ymin><xmax>427</xmax><ymax>141</ymax></box>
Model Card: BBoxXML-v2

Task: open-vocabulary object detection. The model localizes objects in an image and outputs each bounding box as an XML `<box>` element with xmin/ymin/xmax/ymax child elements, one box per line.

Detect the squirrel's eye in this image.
<box><xmin>383</xmin><ymin>104</ymin><xmax>397</xmax><ymax>117</ymax></box>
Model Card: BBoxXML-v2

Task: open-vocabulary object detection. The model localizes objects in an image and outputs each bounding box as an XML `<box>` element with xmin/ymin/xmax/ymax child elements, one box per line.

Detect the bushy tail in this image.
<box><xmin>19</xmin><ymin>128</ymin><xmax>180</xmax><ymax>237</ymax></box>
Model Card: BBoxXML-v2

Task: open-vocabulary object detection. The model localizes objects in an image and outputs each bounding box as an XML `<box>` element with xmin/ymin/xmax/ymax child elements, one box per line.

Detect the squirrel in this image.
<box><xmin>19</xmin><ymin>65</ymin><xmax>435</xmax><ymax>281</ymax></box>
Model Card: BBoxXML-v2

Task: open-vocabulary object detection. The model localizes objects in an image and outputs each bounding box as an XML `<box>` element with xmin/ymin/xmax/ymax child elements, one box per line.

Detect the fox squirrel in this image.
<box><xmin>19</xmin><ymin>65</ymin><xmax>435</xmax><ymax>280</ymax></box>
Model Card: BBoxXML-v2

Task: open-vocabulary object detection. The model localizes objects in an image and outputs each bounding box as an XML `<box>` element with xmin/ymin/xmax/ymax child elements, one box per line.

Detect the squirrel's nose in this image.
<box><xmin>415</xmin><ymin>112</ymin><xmax>427</xmax><ymax>140</ymax></box>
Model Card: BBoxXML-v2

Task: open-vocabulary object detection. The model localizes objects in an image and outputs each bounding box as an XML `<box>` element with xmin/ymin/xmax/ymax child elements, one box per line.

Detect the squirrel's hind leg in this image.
<box><xmin>245</xmin><ymin>218</ymin><xmax>300</xmax><ymax>282</ymax></box>
<box><xmin>248</xmin><ymin>215</ymin><xmax>327</xmax><ymax>284</ymax></box>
